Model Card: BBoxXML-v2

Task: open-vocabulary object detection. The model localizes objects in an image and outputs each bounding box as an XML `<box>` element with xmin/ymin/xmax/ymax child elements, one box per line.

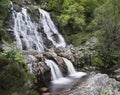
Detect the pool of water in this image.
<box><xmin>49</xmin><ymin>73</ymin><xmax>88</xmax><ymax>94</ymax></box>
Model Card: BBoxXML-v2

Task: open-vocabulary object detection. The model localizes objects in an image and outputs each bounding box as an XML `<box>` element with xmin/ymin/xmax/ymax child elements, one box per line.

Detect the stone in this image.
<box><xmin>34</xmin><ymin>54</ymin><xmax>43</xmax><ymax>61</ymax></box>
<box><xmin>13</xmin><ymin>4</ymin><xmax>22</xmax><ymax>12</ymax></box>
<box><xmin>54</xmin><ymin>56</ymin><xmax>68</xmax><ymax>76</ymax></box>
<box><xmin>22</xmin><ymin>50</ymin><xmax>39</xmax><ymax>55</ymax></box>
<box><xmin>54</xmin><ymin>56</ymin><xmax>64</xmax><ymax>65</ymax></box>
<box><xmin>43</xmin><ymin>52</ymin><xmax>54</xmax><ymax>59</ymax></box>
<box><xmin>38</xmin><ymin>87</ymin><xmax>48</xmax><ymax>93</ymax></box>
<box><xmin>54</xmin><ymin>47</ymin><xmax>66</xmax><ymax>54</ymax></box>
<box><xmin>66</xmin><ymin>73</ymin><xmax>120</xmax><ymax>95</ymax></box>
<box><xmin>113</xmin><ymin>68</ymin><xmax>120</xmax><ymax>81</ymax></box>
<box><xmin>23</xmin><ymin>55</ymin><xmax>37</xmax><ymax>64</ymax></box>
<box><xmin>32</xmin><ymin>62</ymin><xmax>51</xmax><ymax>89</ymax></box>
<box><xmin>32</xmin><ymin>62</ymin><xmax>50</xmax><ymax>75</ymax></box>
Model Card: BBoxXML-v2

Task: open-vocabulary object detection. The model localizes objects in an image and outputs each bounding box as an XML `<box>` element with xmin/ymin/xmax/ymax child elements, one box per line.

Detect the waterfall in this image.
<box><xmin>10</xmin><ymin>2</ymin><xmax>86</xmax><ymax>87</ymax></box>
<box><xmin>11</xmin><ymin>5</ymin><xmax>66</xmax><ymax>51</ymax></box>
<box><xmin>45</xmin><ymin>59</ymin><xmax>73</xmax><ymax>85</ymax></box>
<box><xmin>45</xmin><ymin>59</ymin><xmax>63</xmax><ymax>80</ymax></box>
<box><xmin>39</xmin><ymin>8</ymin><xmax>66</xmax><ymax>48</ymax></box>
<box><xmin>62</xmin><ymin>57</ymin><xmax>87</xmax><ymax>78</ymax></box>
<box><xmin>11</xmin><ymin>8</ymin><xmax>45</xmax><ymax>52</ymax></box>
<box><xmin>62</xmin><ymin>57</ymin><xmax>76</xmax><ymax>74</ymax></box>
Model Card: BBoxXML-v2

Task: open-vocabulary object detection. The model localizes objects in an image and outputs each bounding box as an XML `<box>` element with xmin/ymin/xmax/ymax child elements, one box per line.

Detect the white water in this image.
<box><xmin>10</xmin><ymin>2</ymin><xmax>86</xmax><ymax>87</ymax></box>
<box><xmin>39</xmin><ymin>8</ymin><xmax>66</xmax><ymax>48</ymax></box>
<box><xmin>45</xmin><ymin>59</ymin><xmax>73</xmax><ymax>85</ymax></box>
<box><xmin>62</xmin><ymin>57</ymin><xmax>87</xmax><ymax>78</ymax></box>
<box><xmin>12</xmin><ymin>8</ymin><xmax>45</xmax><ymax>52</ymax></box>
<box><xmin>45</xmin><ymin>59</ymin><xmax>63</xmax><ymax>80</ymax></box>
<box><xmin>11</xmin><ymin>5</ymin><xmax>66</xmax><ymax>51</ymax></box>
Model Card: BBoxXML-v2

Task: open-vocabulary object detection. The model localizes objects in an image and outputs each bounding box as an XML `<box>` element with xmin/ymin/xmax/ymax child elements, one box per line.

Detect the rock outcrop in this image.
<box><xmin>50</xmin><ymin>73</ymin><xmax>120</xmax><ymax>95</ymax></box>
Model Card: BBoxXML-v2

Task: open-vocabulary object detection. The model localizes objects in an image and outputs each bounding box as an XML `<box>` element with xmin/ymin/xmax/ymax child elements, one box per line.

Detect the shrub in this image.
<box><xmin>4</xmin><ymin>46</ymin><xmax>28</xmax><ymax>72</ymax></box>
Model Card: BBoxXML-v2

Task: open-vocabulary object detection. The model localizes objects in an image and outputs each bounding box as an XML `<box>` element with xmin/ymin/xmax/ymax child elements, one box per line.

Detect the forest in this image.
<box><xmin>0</xmin><ymin>0</ymin><xmax>120</xmax><ymax>95</ymax></box>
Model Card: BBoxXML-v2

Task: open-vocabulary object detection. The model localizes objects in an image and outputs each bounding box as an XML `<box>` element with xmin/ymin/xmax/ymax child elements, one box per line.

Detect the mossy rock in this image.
<box><xmin>28</xmin><ymin>6</ymin><xmax>40</xmax><ymax>22</ymax></box>
<box><xmin>0</xmin><ymin>28</ymin><xmax>9</xmax><ymax>42</ymax></box>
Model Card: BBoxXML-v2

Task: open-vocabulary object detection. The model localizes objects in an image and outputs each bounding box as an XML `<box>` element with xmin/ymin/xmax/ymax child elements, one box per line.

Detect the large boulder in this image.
<box><xmin>23</xmin><ymin>55</ymin><xmax>38</xmax><ymax>64</ymax></box>
<box><xmin>65</xmin><ymin>73</ymin><xmax>120</xmax><ymax>95</ymax></box>
<box><xmin>54</xmin><ymin>56</ymin><xmax>68</xmax><ymax>76</ymax></box>
<box><xmin>114</xmin><ymin>68</ymin><xmax>120</xmax><ymax>81</ymax></box>
<box><xmin>55</xmin><ymin>47</ymin><xmax>75</xmax><ymax>62</ymax></box>
<box><xmin>32</xmin><ymin>62</ymin><xmax>51</xmax><ymax>92</ymax></box>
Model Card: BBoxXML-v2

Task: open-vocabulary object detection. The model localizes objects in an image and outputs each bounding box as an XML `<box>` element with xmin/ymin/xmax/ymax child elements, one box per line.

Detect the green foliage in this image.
<box><xmin>28</xmin><ymin>6</ymin><xmax>40</xmax><ymax>22</ymax></box>
<box><xmin>0</xmin><ymin>54</ymin><xmax>27</xmax><ymax>95</ymax></box>
<box><xmin>69</xmin><ymin>32</ymin><xmax>90</xmax><ymax>46</ymax></box>
<box><xmin>90</xmin><ymin>0</ymin><xmax>120</xmax><ymax>68</ymax></box>
<box><xmin>0</xmin><ymin>45</ymin><xmax>38</xmax><ymax>95</ymax></box>
<box><xmin>102</xmin><ymin>88</ymin><xmax>111</xmax><ymax>95</ymax></box>
<box><xmin>58</xmin><ymin>0</ymin><xmax>85</xmax><ymax>31</ymax></box>
<box><xmin>0</xmin><ymin>46</ymin><xmax>4</xmax><ymax>52</ymax></box>
<box><xmin>0</xmin><ymin>0</ymin><xmax>9</xmax><ymax>42</ymax></box>
<box><xmin>37</xmin><ymin>0</ymin><xmax>106</xmax><ymax>45</ymax></box>
<box><xmin>27</xmin><ymin>89</ymin><xmax>39</xmax><ymax>95</ymax></box>
<box><xmin>91</xmin><ymin>52</ymin><xmax>104</xmax><ymax>66</ymax></box>
<box><xmin>0</xmin><ymin>54</ymin><xmax>10</xmax><ymax>69</ymax></box>
<box><xmin>0</xmin><ymin>0</ymin><xmax>9</xmax><ymax>27</ymax></box>
<box><xmin>4</xmin><ymin>46</ymin><xmax>28</xmax><ymax>72</ymax></box>
<box><xmin>0</xmin><ymin>28</ymin><xmax>8</xmax><ymax>42</ymax></box>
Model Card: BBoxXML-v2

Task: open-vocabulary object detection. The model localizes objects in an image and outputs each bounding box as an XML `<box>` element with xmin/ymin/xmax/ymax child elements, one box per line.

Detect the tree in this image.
<box><xmin>93</xmin><ymin>0</ymin><xmax>120</xmax><ymax>68</ymax></box>
<box><xmin>0</xmin><ymin>47</ymin><xmax>29</xmax><ymax>95</ymax></box>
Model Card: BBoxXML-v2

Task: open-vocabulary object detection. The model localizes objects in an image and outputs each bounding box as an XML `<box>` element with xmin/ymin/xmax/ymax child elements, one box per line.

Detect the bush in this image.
<box><xmin>4</xmin><ymin>46</ymin><xmax>28</xmax><ymax>71</ymax></box>
<box><xmin>68</xmin><ymin>32</ymin><xmax>91</xmax><ymax>46</ymax></box>
<box><xmin>0</xmin><ymin>53</ymin><xmax>27</xmax><ymax>95</ymax></box>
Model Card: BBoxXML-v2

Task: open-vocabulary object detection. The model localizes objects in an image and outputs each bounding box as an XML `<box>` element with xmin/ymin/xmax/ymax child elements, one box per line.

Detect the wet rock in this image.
<box><xmin>43</xmin><ymin>50</ymin><xmax>57</xmax><ymax>59</ymax></box>
<box><xmin>13</xmin><ymin>4</ymin><xmax>22</xmax><ymax>12</ymax></box>
<box><xmin>54</xmin><ymin>56</ymin><xmax>64</xmax><ymax>65</ymax></box>
<box><xmin>32</xmin><ymin>62</ymin><xmax>50</xmax><ymax>75</ymax></box>
<box><xmin>54</xmin><ymin>47</ymin><xmax>65</xmax><ymax>54</ymax></box>
<box><xmin>43</xmin><ymin>37</ymin><xmax>53</xmax><ymax>49</ymax></box>
<box><xmin>23</xmin><ymin>55</ymin><xmax>37</xmax><ymax>64</ymax></box>
<box><xmin>34</xmin><ymin>54</ymin><xmax>43</xmax><ymax>61</ymax></box>
<box><xmin>43</xmin><ymin>52</ymin><xmax>54</xmax><ymax>59</ymax></box>
<box><xmin>55</xmin><ymin>47</ymin><xmax>74</xmax><ymax>62</ymax></box>
<box><xmin>1</xmin><ymin>44</ymin><xmax>11</xmax><ymax>50</ymax></box>
<box><xmin>68</xmin><ymin>73</ymin><xmax>120</xmax><ymax>95</ymax></box>
<box><xmin>38</xmin><ymin>87</ymin><xmax>49</xmax><ymax>94</ymax></box>
<box><xmin>54</xmin><ymin>56</ymin><xmax>68</xmax><ymax>76</ymax></box>
<box><xmin>22</xmin><ymin>50</ymin><xmax>39</xmax><ymax>55</ymax></box>
<box><xmin>113</xmin><ymin>68</ymin><xmax>120</xmax><ymax>81</ymax></box>
<box><xmin>32</xmin><ymin>62</ymin><xmax>51</xmax><ymax>88</ymax></box>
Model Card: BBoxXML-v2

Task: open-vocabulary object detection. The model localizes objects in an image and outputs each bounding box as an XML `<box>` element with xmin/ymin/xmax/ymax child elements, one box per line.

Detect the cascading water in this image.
<box><xmin>10</xmin><ymin>2</ymin><xmax>87</xmax><ymax>91</ymax></box>
<box><xmin>11</xmin><ymin>3</ymin><xmax>66</xmax><ymax>52</ymax></box>
<box><xmin>39</xmin><ymin>8</ymin><xmax>66</xmax><ymax>48</ymax></box>
<box><xmin>11</xmin><ymin>7</ymin><xmax>45</xmax><ymax>52</ymax></box>
<box><xmin>62</xmin><ymin>57</ymin><xmax>76</xmax><ymax>74</ymax></box>
<box><xmin>45</xmin><ymin>59</ymin><xmax>63</xmax><ymax>80</ymax></box>
<box><xmin>45</xmin><ymin>59</ymin><xmax>73</xmax><ymax>84</ymax></box>
<box><xmin>62</xmin><ymin>57</ymin><xmax>87</xmax><ymax>78</ymax></box>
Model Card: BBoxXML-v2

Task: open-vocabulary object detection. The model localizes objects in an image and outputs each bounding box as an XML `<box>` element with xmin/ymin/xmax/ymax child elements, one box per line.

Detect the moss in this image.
<box><xmin>0</xmin><ymin>28</ymin><xmax>9</xmax><ymax>42</ymax></box>
<box><xmin>28</xmin><ymin>6</ymin><xmax>40</xmax><ymax>22</ymax></box>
